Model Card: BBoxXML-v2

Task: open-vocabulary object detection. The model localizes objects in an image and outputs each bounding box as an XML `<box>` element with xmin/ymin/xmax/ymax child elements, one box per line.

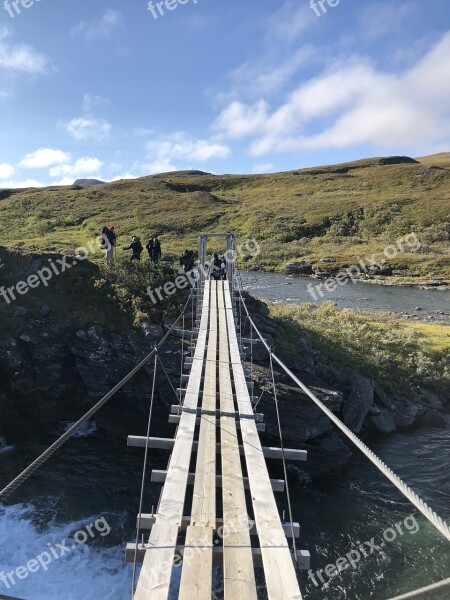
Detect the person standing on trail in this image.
<box><xmin>220</xmin><ymin>256</ymin><xmax>227</xmax><ymax>280</ymax></box>
<box><xmin>123</xmin><ymin>236</ymin><xmax>143</xmax><ymax>261</ymax></box>
<box><xmin>152</xmin><ymin>237</ymin><xmax>162</xmax><ymax>263</ymax></box>
<box><xmin>146</xmin><ymin>237</ymin><xmax>155</xmax><ymax>260</ymax></box>
<box><xmin>209</xmin><ymin>253</ymin><xmax>221</xmax><ymax>280</ymax></box>
<box><xmin>101</xmin><ymin>226</ymin><xmax>114</xmax><ymax>265</ymax></box>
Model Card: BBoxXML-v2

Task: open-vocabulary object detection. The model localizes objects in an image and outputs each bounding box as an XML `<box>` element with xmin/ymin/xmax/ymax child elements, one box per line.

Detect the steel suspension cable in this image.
<box><xmin>386</xmin><ymin>578</ymin><xmax>450</xmax><ymax>600</ymax></box>
<box><xmin>235</xmin><ymin>272</ymin><xmax>450</xmax><ymax>543</ymax></box>
<box><xmin>269</xmin><ymin>351</ymin><xmax>298</xmax><ymax>566</ymax></box>
<box><xmin>131</xmin><ymin>350</ymin><xmax>158</xmax><ymax>597</ymax></box>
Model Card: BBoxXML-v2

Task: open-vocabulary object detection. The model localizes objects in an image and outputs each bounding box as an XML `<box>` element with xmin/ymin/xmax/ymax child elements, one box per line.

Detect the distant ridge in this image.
<box><xmin>73</xmin><ymin>178</ymin><xmax>106</xmax><ymax>187</ymax></box>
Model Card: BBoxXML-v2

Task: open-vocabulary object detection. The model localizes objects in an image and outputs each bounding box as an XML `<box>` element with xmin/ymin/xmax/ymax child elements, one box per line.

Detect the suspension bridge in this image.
<box><xmin>0</xmin><ymin>233</ymin><xmax>448</xmax><ymax>600</ymax></box>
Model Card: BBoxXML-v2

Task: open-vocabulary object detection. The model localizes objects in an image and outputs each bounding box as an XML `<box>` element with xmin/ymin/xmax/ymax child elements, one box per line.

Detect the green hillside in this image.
<box><xmin>1</xmin><ymin>154</ymin><xmax>449</xmax><ymax>279</ymax></box>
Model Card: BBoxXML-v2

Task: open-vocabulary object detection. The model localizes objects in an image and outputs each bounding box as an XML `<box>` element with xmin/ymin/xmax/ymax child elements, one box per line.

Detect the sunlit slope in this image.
<box><xmin>0</xmin><ymin>155</ymin><xmax>449</xmax><ymax>278</ymax></box>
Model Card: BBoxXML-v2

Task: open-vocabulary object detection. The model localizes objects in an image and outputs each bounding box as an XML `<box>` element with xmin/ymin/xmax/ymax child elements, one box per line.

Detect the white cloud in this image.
<box><xmin>214</xmin><ymin>101</ymin><xmax>269</xmax><ymax>139</ymax></box>
<box><xmin>145</xmin><ymin>133</ymin><xmax>230</xmax><ymax>170</ymax></box>
<box><xmin>20</xmin><ymin>148</ymin><xmax>70</xmax><ymax>169</ymax></box>
<box><xmin>82</xmin><ymin>93</ymin><xmax>111</xmax><ymax>113</ymax></box>
<box><xmin>0</xmin><ymin>163</ymin><xmax>15</xmax><ymax>179</ymax></box>
<box><xmin>71</xmin><ymin>9</ymin><xmax>122</xmax><ymax>41</ymax></box>
<box><xmin>0</xmin><ymin>25</ymin><xmax>12</xmax><ymax>41</ymax></box>
<box><xmin>228</xmin><ymin>46</ymin><xmax>316</xmax><ymax>98</ymax></box>
<box><xmin>215</xmin><ymin>32</ymin><xmax>450</xmax><ymax>157</ymax></box>
<box><xmin>359</xmin><ymin>1</ymin><xmax>417</xmax><ymax>41</ymax></box>
<box><xmin>0</xmin><ymin>179</ymin><xmax>44</xmax><ymax>189</ymax></box>
<box><xmin>0</xmin><ymin>40</ymin><xmax>49</xmax><ymax>75</ymax></box>
<box><xmin>64</xmin><ymin>117</ymin><xmax>111</xmax><ymax>141</ymax></box>
<box><xmin>266</xmin><ymin>1</ymin><xmax>316</xmax><ymax>43</ymax></box>
<box><xmin>49</xmin><ymin>157</ymin><xmax>104</xmax><ymax>178</ymax></box>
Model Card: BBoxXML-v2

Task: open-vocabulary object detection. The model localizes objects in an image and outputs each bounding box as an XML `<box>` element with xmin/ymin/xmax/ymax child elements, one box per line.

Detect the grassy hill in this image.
<box><xmin>0</xmin><ymin>153</ymin><xmax>449</xmax><ymax>279</ymax></box>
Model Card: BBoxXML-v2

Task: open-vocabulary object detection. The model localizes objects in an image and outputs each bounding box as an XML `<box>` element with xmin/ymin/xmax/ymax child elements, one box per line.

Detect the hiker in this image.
<box><xmin>220</xmin><ymin>256</ymin><xmax>227</xmax><ymax>280</ymax></box>
<box><xmin>123</xmin><ymin>236</ymin><xmax>143</xmax><ymax>261</ymax></box>
<box><xmin>146</xmin><ymin>237</ymin><xmax>155</xmax><ymax>260</ymax></box>
<box><xmin>180</xmin><ymin>249</ymin><xmax>195</xmax><ymax>272</ymax></box>
<box><xmin>209</xmin><ymin>253</ymin><xmax>221</xmax><ymax>280</ymax></box>
<box><xmin>101</xmin><ymin>226</ymin><xmax>114</xmax><ymax>265</ymax></box>
<box><xmin>152</xmin><ymin>237</ymin><xmax>162</xmax><ymax>263</ymax></box>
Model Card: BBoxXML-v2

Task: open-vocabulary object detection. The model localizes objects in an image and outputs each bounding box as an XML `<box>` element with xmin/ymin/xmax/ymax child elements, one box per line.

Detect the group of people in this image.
<box><xmin>123</xmin><ymin>236</ymin><xmax>162</xmax><ymax>262</ymax></box>
<box><xmin>101</xmin><ymin>229</ymin><xmax>226</xmax><ymax>279</ymax></box>
<box><xmin>209</xmin><ymin>253</ymin><xmax>227</xmax><ymax>280</ymax></box>
<box><xmin>101</xmin><ymin>226</ymin><xmax>162</xmax><ymax>264</ymax></box>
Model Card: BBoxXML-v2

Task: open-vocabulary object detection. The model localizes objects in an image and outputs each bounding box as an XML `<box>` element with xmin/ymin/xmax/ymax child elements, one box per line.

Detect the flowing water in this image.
<box><xmin>240</xmin><ymin>271</ymin><xmax>450</xmax><ymax>321</ymax></box>
<box><xmin>0</xmin><ymin>278</ymin><xmax>449</xmax><ymax>599</ymax></box>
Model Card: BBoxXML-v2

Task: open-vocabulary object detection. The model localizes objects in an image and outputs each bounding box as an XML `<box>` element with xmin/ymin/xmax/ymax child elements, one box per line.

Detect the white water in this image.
<box><xmin>0</xmin><ymin>437</ymin><xmax>14</xmax><ymax>453</ymax></box>
<box><xmin>0</xmin><ymin>504</ymin><xmax>131</xmax><ymax>600</ymax></box>
<box><xmin>59</xmin><ymin>421</ymin><xmax>98</xmax><ymax>438</ymax></box>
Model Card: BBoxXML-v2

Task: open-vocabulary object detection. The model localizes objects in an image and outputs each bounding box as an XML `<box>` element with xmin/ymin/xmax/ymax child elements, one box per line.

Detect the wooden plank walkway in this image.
<box><xmin>132</xmin><ymin>279</ymin><xmax>303</xmax><ymax>600</ymax></box>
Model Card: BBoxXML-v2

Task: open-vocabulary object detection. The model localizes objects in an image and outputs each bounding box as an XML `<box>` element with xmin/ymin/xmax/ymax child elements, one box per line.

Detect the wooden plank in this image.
<box><xmin>137</xmin><ymin>514</ymin><xmax>301</xmax><ymax>538</ymax></box>
<box><xmin>150</xmin><ymin>470</ymin><xmax>285</xmax><ymax>492</ymax></box>
<box><xmin>127</xmin><ymin>436</ymin><xmax>306</xmax><ymax>461</ymax></box>
<box><xmin>223</xmin><ymin>281</ymin><xmax>303</xmax><ymax>600</ymax></box>
<box><xmin>134</xmin><ymin>281</ymin><xmax>211</xmax><ymax>600</ymax></box>
<box><xmin>179</xmin><ymin>527</ymin><xmax>214</xmax><ymax>599</ymax></box>
<box><xmin>178</xmin><ymin>280</ymin><xmax>217</xmax><ymax>599</ymax></box>
<box><xmin>168</xmin><ymin>414</ymin><xmax>267</xmax><ymax>433</ymax></box>
<box><xmin>218</xmin><ymin>282</ymin><xmax>257</xmax><ymax>599</ymax></box>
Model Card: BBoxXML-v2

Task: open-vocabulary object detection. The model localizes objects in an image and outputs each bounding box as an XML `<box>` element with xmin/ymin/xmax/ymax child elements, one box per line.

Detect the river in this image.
<box><xmin>239</xmin><ymin>271</ymin><xmax>450</xmax><ymax>322</ymax></box>
<box><xmin>0</xmin><ymin>278</ymin><xmax>449</xmax><ymax>599</ymax></box>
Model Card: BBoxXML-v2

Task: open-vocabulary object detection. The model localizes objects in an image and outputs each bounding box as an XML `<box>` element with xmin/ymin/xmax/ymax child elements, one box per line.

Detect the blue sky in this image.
<box><xmin>0</xmin><ymin>0</ymin><xmax>449</xmax><ymax>187</ymax></box>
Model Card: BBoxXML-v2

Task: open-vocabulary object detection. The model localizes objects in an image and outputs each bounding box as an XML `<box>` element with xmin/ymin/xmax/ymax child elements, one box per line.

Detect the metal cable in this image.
<box><xmin>269</xmin><ymin>351</ymin><xmax>299</xmax><ymax>566</ymax></box>
<box><xmin>157</xmin><ymin>353</ymin><xmax>181</xmax><ymax>405</ymax></box>
<box><xmin>386</xmin><ymin>578</ymin><xmax>450</xmax><ymax>600</ymax></box>
<box><xmin>0</xmin><ymin>295</ymin><xmax>192</xmax><ymax>503</ymax></box>
<box><xmin>131</xmin><ymin>351</ymin><xmax>158</xmax><ymax>597</ymax></box>
<box><xmin>235</xmin><ymin>274</ymin><xmax>450</xmax><ymax>543</ymax></box>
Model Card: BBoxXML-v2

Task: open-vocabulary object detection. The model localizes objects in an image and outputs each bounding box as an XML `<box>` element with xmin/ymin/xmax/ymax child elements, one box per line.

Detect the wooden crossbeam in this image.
<box><xmin>150</xmin><ymin>470</ymin><xmax>285</xmax><ymax>493</ymax></box>
<box><xmin>126</xmin><ymin>544</ymin><xmax>311</xmax><ymax>570</ymax></box>
<box><xmin>168</xmin><ymin>414</ymin><xmax>267</xmax><ymax>432</ymax></box>
<box><xmin>127</xmin><ymin>436</ymin><xmax>307</xmax><ymax>462</ymax></box>
<box><xmin>136</xmin><ymin>514</ymin><xmax>301</xmax><ymax>538</ymax></box>
<box><xmin>170</xmin><ymin>405</ymin><xmax>264</xmax><ymax>422</ymax></box>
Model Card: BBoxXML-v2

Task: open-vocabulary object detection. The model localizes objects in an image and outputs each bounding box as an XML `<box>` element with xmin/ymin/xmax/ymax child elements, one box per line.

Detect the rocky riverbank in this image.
<box><xmin>0</xmin><ymin>282</ymin><xmax>447</xmax><ymax>483</ymax></box>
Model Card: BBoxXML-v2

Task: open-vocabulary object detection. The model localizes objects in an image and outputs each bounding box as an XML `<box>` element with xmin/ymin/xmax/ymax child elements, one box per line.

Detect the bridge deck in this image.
<box><xmin>133</xmin><ymin>280</ymin><xmax>303</xmax><ymax>599</ymax></box>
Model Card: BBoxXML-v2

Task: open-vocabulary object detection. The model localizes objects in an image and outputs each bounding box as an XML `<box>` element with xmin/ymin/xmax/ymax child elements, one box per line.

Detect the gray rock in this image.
<box><xmin>420</xmin><ymin>409</ymin><xmax>446</xmax><ymax>429</ymax></box>
<box><xmin>394</xmin><ymin>412</ymin><xmax>416</xmax><ymax>429</ymax></box>
<box><xmin>143</xmin><ymin>324</ymin><xmax>165</xmax><ymax>340</ymax></box>
<box><xmin>14</xmin><ymin>307</ymin><xmax>29</xmax><ymax>318</ymax></box>
<box><xmin>285</xmin><ymin>261</ymin><xmax>314</xmax><ymax>276</ymax></box>
<box><xmin>369</xmin><ymin>411</ymin><xmax>396</xmax><ymax>434</ymax></box>
<box><xmin>343</xmin><ymin>375</ymin><xmax>374</xmax><ymax>433</ymax></box>
<box><xmin>40</xmin><ymin>304</ymin><xmax>51</xmax><ymax>317</ymax></box>
<box><xmin>421</xmin><ymin>389</ymin><xmax>443</xmax><ymax>410</ymax></box>
<box><xmin>372</xmin><ymin>381</ymin><xmax>395</xmax><ymax>410</ymax></box>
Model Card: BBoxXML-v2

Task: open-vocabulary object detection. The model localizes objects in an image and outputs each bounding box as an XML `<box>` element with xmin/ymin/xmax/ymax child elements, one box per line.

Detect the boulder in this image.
<box><xmin>343</xmin><ymin>375</ymin><xmax>374</xmax><ymax>433</ymax></box>
<box><xmin>143</xmin><ymin>324</ymin><xmax>165</xmax><ymax>340</ymax></box>
<box><xmin>368</xmin><ymin>411</ymin><xmax>396</xmax><ymax>434</ymax></box>
<box><xmin>420</xmin><ymin>389</ymin><xmax>443</xmax><ymax>410</ymax></box>
<box><xmin>419</xmin><ymin>409</ymin><xmax>446</xmax><ymax>429</ymax></box>
<box><xmin>372</xmin><ymin>381</ymin><xmax>395</xmax><ymax>410</ymax></box>
<box><xmin>285</xmin><ymin>261</ymin><xmax>313</xmax><ymax>275</ymax></box>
